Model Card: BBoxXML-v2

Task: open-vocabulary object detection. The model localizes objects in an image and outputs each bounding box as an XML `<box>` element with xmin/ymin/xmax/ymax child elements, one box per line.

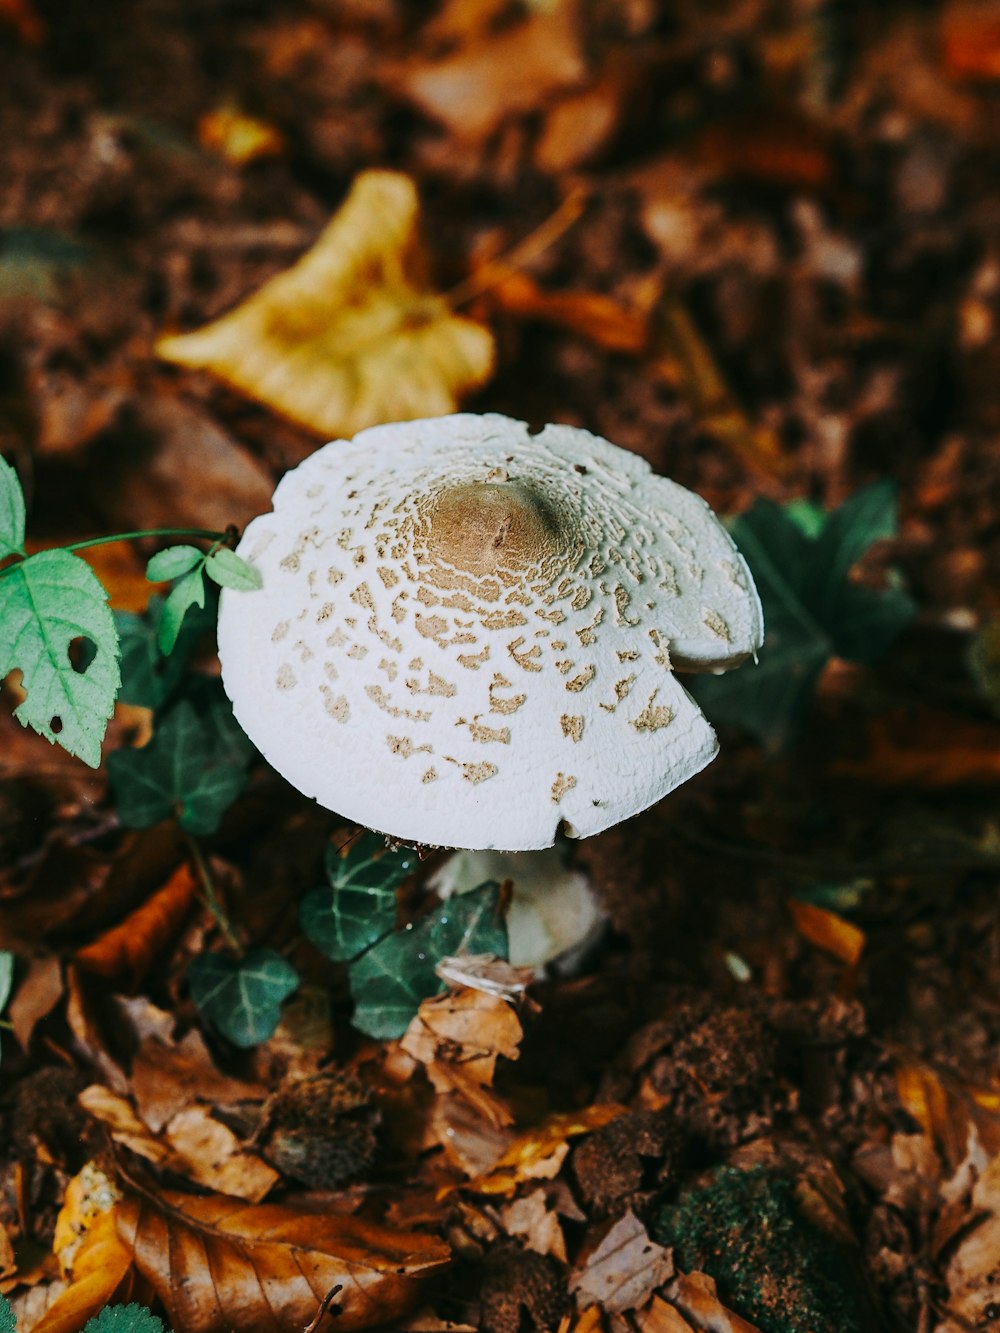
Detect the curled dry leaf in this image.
<box><xmin>132</xmin><ymin>1028</ymin><xmax>266</xmax><ymax>1134</ymax></box>
<box><xmin>569</xmin><ymin>1210</ymin><xmax>673</xmax><ymax>1315</ymax></box>
<box><xmin>115</xmin><ymin>1187</ymin><xmax>451</xmax><ymax>1333</ymax></box>
<box><xmin>401</xmin><ymin>987</ymin><xmax>523</xmax><ymax>1084</ymax></box>
<box><xmin>661</xmin><ymin>1271</ymin><xmax>763</xmax><ymax>1333</ymax></box>
<box><xmin>75</xmin><ymin>863</ymin><xmax>199</xmax><ymax>992</ymax></box>
<box><xmin>157</xmin><ymin>171</ymin><xmax>494</xmax><ymax>439</ymax></box>
<box><xmin>500</xmin><ymin>1188</ymin><xmax>567</xmax><ymax>1263</ymax></box>
<box><xmin>787</xmin><ymin>899</ymin><xmax>865</xmax><ymax>967</ymax></box>
<box><xmin>463</xmin><ymin>1105</ymin><xmax>626</xmax><ymax>1197</ymax></box>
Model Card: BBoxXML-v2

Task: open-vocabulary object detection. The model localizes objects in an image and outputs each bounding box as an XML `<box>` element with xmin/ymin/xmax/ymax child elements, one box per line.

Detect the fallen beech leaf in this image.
<box><xmin>401</xmin><ymin>987</ymin><xmax>522</xmax><ymax>1086</ymax></box>
<box><xmin>833</xmin><ymin>709</ymin><xmax>1000</xmax><ymax>786</ymax></box>
<box><xmin>8</xmin><ymin>954</ymin><xmax>63</xmax><ymax>1051</ymax></box>
<box><xmin>156</xmin><ymin>171</ymin><xmax>494</xmax><ymax>439</ymax></box>
<box><xmin>634</xmin><ymin>1295</ymin><xmax>697</xmax><ymax>1331</ymax></box>
<box><xmin>787</xmin><ymin>899</ymin><xmax>865</xmax><ymax>967</ymax></box>
<box><xmin>429</xmin><ymin>1091</ymin><xmax>515</xmax><ymax>1175</ymax></box>
<box><xmin>198</xmin><ymin>105</ymin><xmax>285</xmax><ymax>165</ymax></box>
<box><xmin>570</xmin><ymin>1210</ymin><xmax>673</xmax><ymax>1314</ymax></box>
<box><xmin>77</xmin><ymin>1086</ymin><xmax>172</xmax><ymax>1169</ymax></box>
<box><xmin>941</xmin><ymin>4</ymin><xmax>1000</xmax><ymax>80</ymax></box>
<box><xmin>663</xmin><ymin>1271</ymin><xmax>763</xmax><ymax>1333</ymax></box>
<box><xmin>133</xmin><ymin>1028</ymin><xmax>266</xmax><ymax>1133</ymax></box>
<box><xmin>500</xmin><ymin>1188</ymin><xmax>567</xmax><ymax>1262</ymax></box>
<box><xmin>896</xmin><ymin>1062</ymin><xmax>1000</xmax><ymax>1165</ymax></box>
<box><xmin>75</xmin><ymin>864</ymin><xmax>199</xmax><ymax>991</ymax></box>
<box><xmin>463</xmin><ymin>1104</ymin><xmax>626</xmax><ymax>1196</ymax></box>
<box><xmin>164</xmin><ymin>1107</ymin><xmax>279</xmax><ymax>1202</ymax></box>
<box><xmin>115</xmin><ymin>1188</ymin><xmax>451</xmax><ymax>1333</ymax></box>
<box><xmin>484</xmin><ymin>268</ymin><xmax>648</xmax><ymax>354</ymax></box>
<box><xmin>391</xmin><ymin>5</ymin><xmax>586</xmax><ymax>144</ymax></box>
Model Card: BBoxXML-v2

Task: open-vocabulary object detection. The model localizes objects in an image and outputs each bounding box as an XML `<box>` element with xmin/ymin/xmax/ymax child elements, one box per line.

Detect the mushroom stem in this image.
<box><xmin>429</xmin><ymin>842</ymin><xmax>607</xmax><ymax>973</ymax></box>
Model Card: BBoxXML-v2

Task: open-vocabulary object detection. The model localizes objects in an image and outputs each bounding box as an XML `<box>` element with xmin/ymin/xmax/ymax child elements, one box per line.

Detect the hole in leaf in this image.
<box><xmin>50</xmin><ymin>716</ymin><xmax>63</xmax><ymax>734</ymax></box>
<box><xmin>68</xmin><ymin>636</ymin><xmax>97</xmax><ymax>674</ymax></box>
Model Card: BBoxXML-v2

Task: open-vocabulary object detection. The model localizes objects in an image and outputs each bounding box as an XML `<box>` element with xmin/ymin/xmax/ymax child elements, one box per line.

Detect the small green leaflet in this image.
<box><xmin>0</xmin><ymin>455</ymin><xmax>26</xmax><ymax>560</ymax></box>
<box><xmin>189</xmin><ymin>947</ymin><xmax>299</xmax><ymax>1047</ymax></box>
<box><xmin>349</xmin><ymin>881</ymin><xmax>508</xmax><ymax>1040</ymax></box>
<box><xmin>116</xmin><ymin>595</ymin><xmax>216</xmax><ymax>709</ymax></box>
<box><xmin>147</xmin><ymin>544</ymin><xmax>260</xmax><ymax>654</ymax></box>
<box><xmin>300</xmin><ymin>832</ymin><xmax>416</xmax><ymax>962</ymax></box>
<box><xmin>0</xmin><ymin>549</ymin><xmax>121</xmax><ymax>768</ymax></box>
<box><xmin>0</xmin><ymin>951</ymin><xmax>13</xmax><ymax>1012</ymax></box>
<box><xmin>107</xmin><ymin>684</ymin><xmax>255</xmax><ymax>836</ymax></box>
<box><xmin>692</xmin><ymin>482</ymin><xmax>915</xmax><ymax>750</ymax></box>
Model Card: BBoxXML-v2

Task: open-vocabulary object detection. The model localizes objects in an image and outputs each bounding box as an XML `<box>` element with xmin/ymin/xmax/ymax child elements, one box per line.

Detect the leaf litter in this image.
<box><xmin>4</xmin><ymin>1</ymin><xmax>1000</xmax><ymax>1330</ymax></box>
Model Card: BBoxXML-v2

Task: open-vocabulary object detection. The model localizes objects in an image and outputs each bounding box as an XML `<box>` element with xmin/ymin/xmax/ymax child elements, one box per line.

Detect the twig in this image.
<box><xmin>303</xmin><ymin>1285</ymin><xmax>343</xmax><ymax>1333</ymax></box>
<box><xmin>183</xmin><ymin>832</ymin><xmax>243</xmax><ymax>956</ymax></box>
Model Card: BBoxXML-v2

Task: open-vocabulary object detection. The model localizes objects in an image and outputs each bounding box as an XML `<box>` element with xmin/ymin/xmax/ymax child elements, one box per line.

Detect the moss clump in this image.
<box><xmin>654</xmin><ymin>1166</ymin><xmax>876</xmax><ymax>1333</ymax></box>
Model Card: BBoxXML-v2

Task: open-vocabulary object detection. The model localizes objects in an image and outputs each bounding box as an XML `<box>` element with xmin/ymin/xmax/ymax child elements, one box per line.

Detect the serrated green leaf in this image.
<box><xmin>349</xmin><ymin>881</ymin><xmax>507</xmax><ymax>1039</ymax></box>
<box><xmin>692</xmin><ymin>484</ymin><xmax>914</xmax><ymax>750</ymax></box>
<box><xmin>0</xmin><ymin>456</ymin><xmax>26</xmax><ymax>560</ymax></box>
<box><xmin>146</xmin><ymin>545</ymin><xmax>204</xmax><ymax>583</ymax></box>
<box><xmin>301</xmin><ymin>833</ymin><xmax>415</xmax><ymax>962</ymax></box>
<box><xmin>158</xmin><ymin>566</ymin><xmax>206</xmax><ymax>655</ymax></box>
<box><xmin>204</xmin><ymin>546</ymin><xmax>262</xmax><ymax>591</ymax></box>
<box><xmin>82</xmin><ymin>1304</ymin><xmax>170</xmax><ymax>1333</ymax></box>
<box><xmin>189</xmin><ymin>947</ymin><xmax>299</xmax><ymax>1047</ymax></box>
<box><xmin>108</xmin><ymin>688</ymin><xmax>253</xmax><ymax>835</ymax></box>
<box><xmin>0</xmin><ymin>952</ymin><xmax>13</xmax><ymax>1012</ymax></box>
<box><xmin>0</xmin><ymin>549</ymin><xmax>120</xmax><ymax>766</ymax></box>
<box><xmin>0</xmin><ymin>1291</ymin><xmax>15</xmax><ymax>1333</ymax></box>
<box><xmin>116</xmin><ymin>594</ymin><xmax>216</xmax><ymax>709</ymax></box>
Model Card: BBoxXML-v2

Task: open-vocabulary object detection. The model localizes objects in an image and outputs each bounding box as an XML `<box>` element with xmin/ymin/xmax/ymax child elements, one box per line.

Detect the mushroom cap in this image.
<box><xmin>217</xmin><ymin>414</ymin><xmax>763</xmax><ymax>851</ymax></box>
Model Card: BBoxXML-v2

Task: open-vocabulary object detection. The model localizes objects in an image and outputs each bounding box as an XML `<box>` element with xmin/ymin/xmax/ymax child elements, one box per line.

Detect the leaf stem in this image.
<box><xmin>184</xmin><ymin>832</ymin><xmax>244</xmax><ymax>957</ymax></box>
<box><xmin>0</xmin><ymin>528</ymin><xmax>233</xmax><ymax>581</ymax></box>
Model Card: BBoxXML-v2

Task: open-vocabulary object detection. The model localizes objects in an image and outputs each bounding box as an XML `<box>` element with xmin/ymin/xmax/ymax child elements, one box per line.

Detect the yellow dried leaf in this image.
<box><xmin>156</xmin><ymin>170</ymin><xmax>494</xmax><ymax>438</ymax></box>
<box><xmin>198</xmin><ymin>105</ymin><xmax>284</xmax><ymax>165</ymax></box>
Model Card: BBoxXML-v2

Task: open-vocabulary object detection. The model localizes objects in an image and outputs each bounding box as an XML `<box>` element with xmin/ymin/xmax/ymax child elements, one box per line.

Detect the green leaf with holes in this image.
<box><xmin>692</xmin><ymin>483</ymin><xmax>915</xmax><ymax>750</ymax></box>
<box><xmin>349</xmin><ymin>881</ymin><xmax>507</xmax><ymax>1039</ymax></box>
<box><xmin>0</xmin><ymin>455</ymin><xmax>26</xmax><ymax>561</ymax></box>
<box><xmin>107</xmin><ymin>685</ymin><xmax>254</xmax><ymax>835</ymax></box>
<box><xmin>0</xmin><ymin>549</ymin><xmax>121</xmax><ymax>767</ymax></box>
<box><xmin>188</xmin><ymin>948</ymin><xmax>299</xmax><ymax>1048</ymax></box>
<box><xmin>300</xmin><ymin>832</ymin><xmax>416</xmax><ymax>962</ymax></box>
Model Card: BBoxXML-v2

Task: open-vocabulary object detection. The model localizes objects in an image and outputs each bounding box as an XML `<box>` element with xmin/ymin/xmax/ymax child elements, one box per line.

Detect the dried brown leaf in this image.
<box><xmin>133</xmin><ymin>1028</ymin><xmax>266</xmax><ymax>1133</ymax></box>
<box><xmin>463</xmin><ymin>1104</ymin><xmax>626</xmax><ymax>1197</ymax></box>
<box><xmin>391</xmin><ymin>6</ymin><xmax>587</xmax><ymax>144</ymax></box>
<box><xmin>662</xmin><ymin>1271</ymin><xmax>763</xmax><ymax>1333</ymax></box>
<box><xmin>157</xmin><ymin>171</ymin><xmax>493</xmax><ymax>439</ymax></box>
<box><xmin>8</xmin><ymin>955</ymin><xmax>63</xmax><ymax>1052</ymax></box>
<box><xmin>500</xmin><ymin>1188</ymin><xmax>567</xmax><ymax>1262</ymax></box>
<box><xmin>401</xmin><ymin>987</ymin><xmax>522</xmax><ymax>1085</ymax></box>
<box><xmin>787</xmin><ymin>899</ymin><xmax>865</xmax><ymax>967</ymax></box>
<box><xmin>115</xmin><ymin>1186</ymin><xmax>451</xmax><ymax>1333</ymax></box>
<box><xmin>570</xmin><ymin>1210</ymin><xmax>673</xmax><ymax>1314</ymax></box>
<box><xmin>75</xmin><ymin>863</ymin><xmax>199</xmax><ymax>991</ymax></box>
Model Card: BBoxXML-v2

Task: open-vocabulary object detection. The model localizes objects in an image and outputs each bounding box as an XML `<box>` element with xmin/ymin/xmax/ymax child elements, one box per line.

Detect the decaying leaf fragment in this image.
<box><xmin>569</xmin><ymin>1210</ymin><xmax>673</xmax><ymax>1314</ymax></box>
<box><xmin>156</xmin><ymin>171</ymin><xmax>494</xmax><ymax>438</ymax></box>
<box><xmin>115</xmin><ymin>1188</ymin><xmax>451</xmax><ymax>1333</ymax></box>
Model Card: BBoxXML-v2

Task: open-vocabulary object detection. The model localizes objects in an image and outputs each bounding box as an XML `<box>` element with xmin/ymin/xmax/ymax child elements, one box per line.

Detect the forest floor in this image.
<box><xmin>3</xmin><ymin>2</ymin><xmax>1000</xmax><ymax>1331</ymax></box>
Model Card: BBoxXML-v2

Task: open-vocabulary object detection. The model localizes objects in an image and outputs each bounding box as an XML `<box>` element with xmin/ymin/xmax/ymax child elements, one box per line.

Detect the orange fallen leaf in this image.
<box><xmin>896</xmin><ymin>1061</ymin><xmax>1000</xmax><ymax>1165</ymax></box>
<box><xmin>483</xmin><ymin>268</ymin><xmax>648</xmax><ymax>354</ymax></box>
<box><xmin>833</xmin><ymin>709</ymin><xmax>1000</xmax><ymax>786</ymax></box>
<box><xmin>198</xmin><ymin>105</ymin><xmax>285</xmax><ymax>165</ymax></box>
<box><xmin>941</xmin><ymin>4</ymin><xmax>1000</xmax><ymax>80</ymax></box>
<box><xmin>401</xmin><ymin>987</ymin><xmax>523</xmax><ymax>1085</ymax></box>
<box><xmin>157</xmin><ymin>170</ymin><xmax>494</xmax><ymax>439</ymax></box>
<box><xmin>787</xmin><ymin>900</ymin><xmax>865</xmax><ymax>967</ymax></box>
<box><xmin>461</xmin><ymin>1104</ymin><xmax>626</xmax><ymax>1197</ymax></box>
<box><xmin>115</xmin><ymin>1186</ymin><xmax>451</xmax><ymax>1333</ymax></box>
<box><xmin>634</xmin><ymin>1295</ymin><xmax>697</xmax><ymax>1331</ymax></box>
<box><xmin>75</xmin><ymin>863</ymin><xmax>199</xmax><ymax>991</ymax></box>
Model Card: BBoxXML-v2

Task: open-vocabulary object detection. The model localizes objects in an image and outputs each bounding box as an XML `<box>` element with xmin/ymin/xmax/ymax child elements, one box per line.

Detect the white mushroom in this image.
<box><xmin>217</xmin><ymin>413</ymin><xmax>762</xmax><ymax>853</ymax></box>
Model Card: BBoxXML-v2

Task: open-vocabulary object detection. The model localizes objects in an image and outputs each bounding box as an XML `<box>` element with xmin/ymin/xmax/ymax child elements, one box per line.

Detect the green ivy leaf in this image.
<box><xmin>301</xmin><ymin>832</ymin><xmax>416</xmax><ymax>962</ymax></box>
<box><xmin>692</xmin><ymin>484</ymin><xmax>915</xmax><ymax>750</ymax></box>
<box><xmin>82</xmin><ymin>1305</ymin><xmax>170</xmax><ymax>1333</ymax></box>
<box><xmin>145</xmin><ymin>544</ymin><xmax>205</xmax><ymax>582</ymax></box>
<box><xmin>0</xmin><ymin>549</ymin><xmax>121</xmax><ymax>767</ymax></box>
<box><xmin>189</xmin><ymin>947</ymin><xmax>299</xmax><ymax>1047</ymax></box>
<box><xmin>116</xmin><ymin>595</ymin><xmax>216</xmax><ymax>709</ymax></box>
<box><xmin>158</xmin><ymin>566</ymin><xmax>206</xmax><ymax>655</ymax></box>
<box><xmin>349</xmin><ymin>881</ymin><xmax>508</xmax><ymax>1039</ymax></box>
<box><xmin>0</xmin><ymin>455</ymin><xmax>26</xmax><ymax>560</ymax></box>
<box><xmin>108</xmin><ymin>685</ymin><xmax>254</xmax><ymax>835</ymax></box>
<box><xmin>204</xmin><ymin>546</ymin><xmax>262</xmax><ymax>591</ymax></box>
<box><xmin>0</xmin><ymin>1292</ymin><xmax>15</xmax><ymax>1333</ymax></box>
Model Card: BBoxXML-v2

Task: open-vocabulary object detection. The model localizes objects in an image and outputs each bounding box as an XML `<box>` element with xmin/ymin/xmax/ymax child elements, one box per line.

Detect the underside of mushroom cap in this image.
<box><xmin>217</xmin><ymin>414</ymin><xmax>763</xmax><ymax>851</ymax></box>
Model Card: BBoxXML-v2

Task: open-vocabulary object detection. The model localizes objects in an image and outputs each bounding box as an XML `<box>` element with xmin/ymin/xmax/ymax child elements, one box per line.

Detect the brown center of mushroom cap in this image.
<box><xmin>426</xmin><ymin>479</ymin><xmax>567</xmax><ymax>577</ymax></box>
